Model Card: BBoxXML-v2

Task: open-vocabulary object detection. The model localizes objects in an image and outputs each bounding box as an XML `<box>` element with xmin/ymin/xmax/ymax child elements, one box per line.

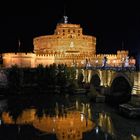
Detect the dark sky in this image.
<box><xmin>0</xmin><ymin>0</ymin><xmax>140</xmax><ymax>56</ymax></box>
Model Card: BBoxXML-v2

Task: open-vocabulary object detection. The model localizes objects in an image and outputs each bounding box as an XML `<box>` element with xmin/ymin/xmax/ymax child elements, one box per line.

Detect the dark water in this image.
<box><xmin>0</xmin><ymin>94</ymin><xmax>140</xmax><ymax>140</ymax></box>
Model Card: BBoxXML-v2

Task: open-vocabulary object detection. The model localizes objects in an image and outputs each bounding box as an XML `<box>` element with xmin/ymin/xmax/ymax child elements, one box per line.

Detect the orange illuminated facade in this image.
<box><xmin>2</xmin><ymin>16</ymin><xmax>135</xmax><ymax>68</ymax></box>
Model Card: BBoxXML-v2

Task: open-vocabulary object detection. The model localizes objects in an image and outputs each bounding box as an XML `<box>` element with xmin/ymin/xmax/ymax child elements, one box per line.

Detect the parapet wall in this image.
<box><xmin>2</xmin><ymin>53</ymin><xmax>55</xmax><ymax>68</ymax></box>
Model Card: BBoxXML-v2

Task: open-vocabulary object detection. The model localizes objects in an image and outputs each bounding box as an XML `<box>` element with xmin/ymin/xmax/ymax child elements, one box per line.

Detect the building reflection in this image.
<box><xmin>2</xmin><ymin>103</ymin><xmax>139</xmax><ymax>140</ymax></box>
<box><xmin>1</xmin><ymin>106</ymin><xmax>94</xmax><ymax>140</ymax></box>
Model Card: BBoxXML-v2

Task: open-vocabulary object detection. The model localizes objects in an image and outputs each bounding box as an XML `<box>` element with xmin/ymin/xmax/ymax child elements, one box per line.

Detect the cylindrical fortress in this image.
<box><xmin>33</xmin><ymin>23</ymin><xmax>96</xmax><ymax>66</ymax></box>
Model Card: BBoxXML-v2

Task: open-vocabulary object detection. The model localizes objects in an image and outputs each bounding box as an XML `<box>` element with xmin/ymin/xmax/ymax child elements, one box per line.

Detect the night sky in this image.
<box><xmin>0</xmin><ymin>0</ymin><xmax>140</xmax><ymax>56</ymax></box>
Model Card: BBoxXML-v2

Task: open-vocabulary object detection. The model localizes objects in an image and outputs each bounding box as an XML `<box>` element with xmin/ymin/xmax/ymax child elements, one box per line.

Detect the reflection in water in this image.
<box><xmin>1</xmin><ymin>103</ymin><xmax>94</xmax><ymax>140</ymax></box>
<box><xmin>131</xmin><ymin>134</ymin><xmax>140</xmax><ymax>140</ymax></box>
<box><xmin>34</xmin><ymin>111</ymin><xmax>94</xmax><ymax>140</ymax></box>
<box><xmin>98</xmin><ymin>112</ymin><xmax>115</xmax><ymax>137</ymax></box>
<box><xmin>97</xmin><ymin>112</ymin><xmax>116</xmax><ymax>140</ymax></box>
<box><xmin>1</xmin><ymin>97</ymin><xmax>140</xmax><ymax>140</ymax></box>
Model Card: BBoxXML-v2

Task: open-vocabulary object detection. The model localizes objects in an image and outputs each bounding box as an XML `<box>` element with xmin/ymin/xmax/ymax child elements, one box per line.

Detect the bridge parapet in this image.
<box><xmin>81</xmin><ymin>66</ymin><xmax>136</xmax><ymax>72</ymax></box>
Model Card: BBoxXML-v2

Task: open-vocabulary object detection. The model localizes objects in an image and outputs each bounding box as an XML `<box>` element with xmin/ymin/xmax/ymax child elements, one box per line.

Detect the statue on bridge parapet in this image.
<box><xmin>124</xmin><ymin>56</ymin><xmax>129</xmax><ymax>67</ymax></box>
<box><xmin>102</xmin><ymin>56</ymin><xmax>108</xmax><ymax>68</ymax></box>
<box><xmin>121</xmin><ymin>56</ymin><xmax>131</xmax><ymax>68</ymax></box>
<box><xmin>84</xmin><ymin>59</ymin><xmax>92</xmax><ymax>70</ymax></box>
<box><xmin>121</xmin><ymin>57</ymin><xmax>125</xmax><ymax>67</ymax></box>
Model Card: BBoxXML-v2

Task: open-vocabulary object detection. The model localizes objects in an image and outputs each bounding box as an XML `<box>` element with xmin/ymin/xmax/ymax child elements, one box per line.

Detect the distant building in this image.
<box><xmin>2</xmin><ymin>16</ymin><xmax>135</xmax><ymax>68</ymax></box>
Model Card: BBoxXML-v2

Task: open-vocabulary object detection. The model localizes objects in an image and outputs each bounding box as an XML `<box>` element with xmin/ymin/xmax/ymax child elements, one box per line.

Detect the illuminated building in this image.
<box><xmin>2</xmin><ymin>16</ymin><xmax>135</xmax><ymax>68</ymax></box>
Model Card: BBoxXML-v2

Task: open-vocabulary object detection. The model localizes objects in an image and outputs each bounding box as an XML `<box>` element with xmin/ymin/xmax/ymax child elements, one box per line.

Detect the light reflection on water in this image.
<box><xmin>0</xmin><ymin>96</ymin><xmax>140</xmax><ymax>140</ymax></box>
<box><xmin>0</xmin><ymin>99</ymin><xmax>116</xmax><ymax>140</ymax></box>
<box><xmin>2</xmin><ymin>109</ymin><xmax>94</xmax><ymax>140</ymax></box>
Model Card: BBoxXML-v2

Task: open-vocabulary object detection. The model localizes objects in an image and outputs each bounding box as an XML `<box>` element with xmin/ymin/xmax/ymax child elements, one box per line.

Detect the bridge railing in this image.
<box><xmin>80</xmin><ymin>66</ymin><xmax>136</xmax><ymax>71</ymax></box>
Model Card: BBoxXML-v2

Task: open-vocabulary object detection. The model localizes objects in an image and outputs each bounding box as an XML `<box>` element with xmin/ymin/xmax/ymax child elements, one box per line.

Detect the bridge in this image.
<box><xmin>0</xmin><ymin>67</ymin><xmax>140</xmax><ymax>96</ymax></box>
<box><xmin>81</xmin><ymin>67</ymin><xmax>140</xmax><ymax>96</ymax></box>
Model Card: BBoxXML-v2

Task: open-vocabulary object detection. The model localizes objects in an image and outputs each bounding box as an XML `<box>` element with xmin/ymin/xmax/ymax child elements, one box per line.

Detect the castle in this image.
<box><xmin>2</xmin><ymin>16</ymin><xmax>135</xmax><ymax>68</ymax></box>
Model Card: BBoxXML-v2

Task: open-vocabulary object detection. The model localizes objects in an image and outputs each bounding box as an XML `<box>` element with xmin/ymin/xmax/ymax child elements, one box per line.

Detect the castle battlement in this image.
<box><xmin>1</xmin><ymin>17</ymin><xmax>135</xmax><ymax>68</ymax></box>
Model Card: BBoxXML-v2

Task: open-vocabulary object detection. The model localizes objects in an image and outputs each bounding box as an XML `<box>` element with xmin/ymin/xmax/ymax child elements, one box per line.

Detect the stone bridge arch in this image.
<box><xmin>108</xmin><ymin>72</ymin><xmax>133</xmax><ymax>103</ymax></box>
<box><xmin>110</xmin><ymin>72</ymin><xmax>133</xmax><ymax>88</ymax></box>
<box><xmin>90</xmin><ymin>70</ymin><xmax>101</xmax><ymax>89</ymax></box>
